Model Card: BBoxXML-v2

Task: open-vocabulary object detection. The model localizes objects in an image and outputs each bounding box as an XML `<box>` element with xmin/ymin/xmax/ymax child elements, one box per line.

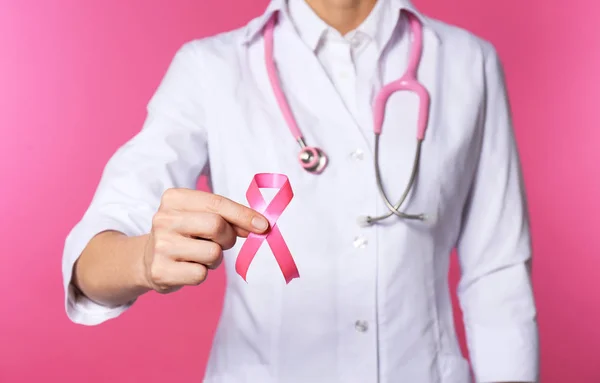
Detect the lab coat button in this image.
<box><xmin>351</xmin><ymin>34</ymin><xmax>363</xmax><ymax>48</ymax></box>
<box><xmin>354</xmin><ymin>320</ymin><xmax>369</xmax><ymax>333</ymax></box>
<box><xmin>350</xmin><ymin>149</ymin><xmax>364</xmax><ymax>160</ymax></box>
<box><xmin>353</xmin><ymin>236</ymin><xmax>368</xmax><ymax>248</ymax></box>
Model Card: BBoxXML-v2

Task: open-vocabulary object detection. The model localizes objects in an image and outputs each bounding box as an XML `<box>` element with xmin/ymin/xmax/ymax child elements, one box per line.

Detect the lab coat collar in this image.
<box><xmin>242</xmin><ymin>0</ymin><xmax>440</xmax><ymax>46</ymax></box>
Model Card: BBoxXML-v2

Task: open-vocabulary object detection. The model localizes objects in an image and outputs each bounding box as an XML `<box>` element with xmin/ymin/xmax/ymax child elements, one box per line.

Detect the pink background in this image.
<box><xmin>1</xmin><ymin>0</ymin><xmax>598</xmax><ymax>382</ymax></box>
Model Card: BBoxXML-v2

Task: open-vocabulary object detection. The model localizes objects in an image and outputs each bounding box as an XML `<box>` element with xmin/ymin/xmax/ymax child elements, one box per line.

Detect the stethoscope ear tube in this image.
<box><xmin>362</xmin><ymin>136</ymin><xmax>426</xmax><ymax>225</ymax></box>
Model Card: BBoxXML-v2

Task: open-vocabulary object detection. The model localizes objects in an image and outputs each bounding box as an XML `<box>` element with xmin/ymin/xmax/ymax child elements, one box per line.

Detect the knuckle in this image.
<box><xmin>152</xmin><ymin>211</ymin><xmax>170</xmax><ymax>230</ymax></box>
<box><xmin>149</xmin><ymin>263</ymin><xmax>168</xmax><ymax>286</ymax></box>
<box><xmin>207</xmin><ymin>215</ymin><xmax>227</xmax><ymax>235</ymax></box>
<box><xmin>161</xmin><ymin>188</ymin><xmax>180</xmax><ymax>207</ymax></box>
<box><xmin>155</xmin><ymin>285</ymin><xmax>173</xmax><ymax>294</ymax></box>
<box><xmin>206</xmin><ymin>194</ymin><xmax>224</xmax><ymax>212</ymax></box>
<box><xmin>222</xmin><ymin>234</ymin><xmax>237</xmax><ymax>251</ymax></box>
<box><xmin>206</xmin><ymin>242</ymin><xmax>223</xmax><ymax>263</ymax></box>
<box><xmin>152</xmin><ymin>237</ymin><xmax>171</xmax><ymax>257</ymax></box>
<box><xmin>191</xmin><ymin>266</ymin><xmax>208</xmax><ymax>285</ymax></box>
<box><xmin>153</xmin><ymin>211</ymin><xmax>180</xmax><ymax>233</ymax></box>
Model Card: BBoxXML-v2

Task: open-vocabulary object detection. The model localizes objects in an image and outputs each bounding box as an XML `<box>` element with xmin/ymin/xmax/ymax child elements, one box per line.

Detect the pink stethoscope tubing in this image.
<box><xmin>263</xmin><ymin>10</ymin><xmax>430</xmax><ymax>223</ymax></box>
<box><xmin>263</xmin><ymin>14</ymin><xmax>328</xmax><ymax>173</ymax></box>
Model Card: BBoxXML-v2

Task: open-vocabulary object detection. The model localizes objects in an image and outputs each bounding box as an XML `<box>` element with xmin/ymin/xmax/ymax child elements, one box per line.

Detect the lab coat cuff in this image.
<box><xmin>66</xmin><ymin>284</ymin><xmax>134</xmax><ymax>326</ymax></box>
<box><xmin>466</xmin><ymin>321</ymin><xmax>539</xmax><ymax>383</ymax></box>
<box><xmin>62</xmin><ymin>216</ymin><xmax>140</xmax><ymax>326</ymax></box>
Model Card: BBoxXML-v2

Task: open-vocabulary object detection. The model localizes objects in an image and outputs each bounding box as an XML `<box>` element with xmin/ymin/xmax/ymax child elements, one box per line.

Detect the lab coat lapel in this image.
<box><xmin>418</xmin><ymin>27</ymin><xmax>442</xmax><ymax>145</ymax></box>
<box><xmin>269</xmin><ymin>24</ymin><xmax>370</xmax><ymax>152</ymax></box>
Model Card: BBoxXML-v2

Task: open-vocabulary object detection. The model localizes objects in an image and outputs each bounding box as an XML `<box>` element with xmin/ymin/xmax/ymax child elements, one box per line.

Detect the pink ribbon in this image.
<box><xmin>235</xmin><ymin>173</ymin><xmax>300</xmax><ymax>284</ymax></box>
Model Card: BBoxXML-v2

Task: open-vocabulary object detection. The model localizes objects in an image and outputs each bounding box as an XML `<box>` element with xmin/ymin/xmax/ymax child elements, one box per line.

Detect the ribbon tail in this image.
<box><xmin>235</xmin><ymin>234</ymin><xmax>265</xmax><ymax>282</ymax></box>
<box><xmin>266</xmin><ymin>225</ymin><xmax>300</xmax><ymax>284</ymax></box>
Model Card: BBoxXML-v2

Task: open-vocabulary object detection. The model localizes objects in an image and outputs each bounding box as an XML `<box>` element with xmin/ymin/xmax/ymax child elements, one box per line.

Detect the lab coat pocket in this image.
<box><xmin>439</xmin><ymin>354</ymin><xmax>473</xmax><ymax>383</ymax></box>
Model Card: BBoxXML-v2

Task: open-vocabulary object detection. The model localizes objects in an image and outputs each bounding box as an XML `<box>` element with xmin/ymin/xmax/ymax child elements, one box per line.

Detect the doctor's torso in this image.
<box><xmin>191</xmin><ymin>1</ymin><xmax>484</xmax><ymax>382</ymax></box>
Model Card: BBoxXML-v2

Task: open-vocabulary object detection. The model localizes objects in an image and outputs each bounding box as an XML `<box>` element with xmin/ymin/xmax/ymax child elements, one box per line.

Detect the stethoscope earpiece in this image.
<box><xmin>356</xmin><ymin>216</ymin><xmax>373</xmax><ymax>228</ymax></box>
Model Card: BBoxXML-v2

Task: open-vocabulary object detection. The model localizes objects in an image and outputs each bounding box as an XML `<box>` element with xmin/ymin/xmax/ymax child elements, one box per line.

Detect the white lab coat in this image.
<box><xmin>62</xmin><ymin>0</ymin><xmax>539</xmax><ymax>382</ymax></box>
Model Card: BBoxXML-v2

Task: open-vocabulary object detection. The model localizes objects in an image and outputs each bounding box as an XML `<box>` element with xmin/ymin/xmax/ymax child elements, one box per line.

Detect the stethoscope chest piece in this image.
<box><xmin>298</xmin><ymin>146</ymin><xmax>328</xmax><ymax>174</ymax></box>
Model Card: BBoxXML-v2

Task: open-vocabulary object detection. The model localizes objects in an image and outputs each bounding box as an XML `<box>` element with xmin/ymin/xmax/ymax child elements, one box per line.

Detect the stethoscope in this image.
<box><xmin>263</xmin><ymin>10</ymin><xmax>430</xmax><ymax>225</ymax></box>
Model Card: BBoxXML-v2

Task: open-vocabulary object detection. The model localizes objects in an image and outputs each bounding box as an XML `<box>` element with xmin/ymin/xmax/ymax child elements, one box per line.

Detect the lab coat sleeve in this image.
<box><xmin>62</xmin><ymin>42</ymin><xmax>209</xmax><ymax>326</ymax></box>
<box><xmin>455</xmin><ymin>43</ymin><xmax>539</xmax><ymax>382</ymax></box>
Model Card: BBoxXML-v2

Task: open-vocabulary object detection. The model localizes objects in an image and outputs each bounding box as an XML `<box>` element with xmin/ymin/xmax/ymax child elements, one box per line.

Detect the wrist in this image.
<box><xmin>132</xmin><ymin>234</ymin><xmax>153</xmax><ymax>292</ymax></box>
<box><xmin>76</xmin><ymin>231</ymin><xmax>151</xmax><ymax>307</ymax></box>
<box><xmin>111</xmin><ymin>232</ymin><xmax>153</xmax><ymax>295</ymax></box>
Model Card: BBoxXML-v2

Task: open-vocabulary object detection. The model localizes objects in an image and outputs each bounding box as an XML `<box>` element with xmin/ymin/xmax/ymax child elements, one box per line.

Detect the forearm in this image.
<box><xmin>72</xmin><ymin>231</ymin><xmax>151</xmax><ymax>307</ymax></box>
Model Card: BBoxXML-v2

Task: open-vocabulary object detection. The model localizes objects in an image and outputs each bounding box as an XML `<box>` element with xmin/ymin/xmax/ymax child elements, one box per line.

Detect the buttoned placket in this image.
<box><xmin>322</xmin><ymin>33</ymin><xmax>380</xmax><ymax>383</ymax></box>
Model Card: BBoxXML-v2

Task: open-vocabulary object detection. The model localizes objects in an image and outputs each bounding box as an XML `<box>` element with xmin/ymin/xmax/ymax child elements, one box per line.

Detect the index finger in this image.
<box><xmin>163</xmin><ymin>189</ymin><xmax>269</xmax><ymax>234</ymax></box>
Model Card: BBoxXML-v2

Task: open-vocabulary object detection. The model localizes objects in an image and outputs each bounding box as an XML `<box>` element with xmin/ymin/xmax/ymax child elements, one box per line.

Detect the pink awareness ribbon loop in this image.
<box><xmin>235</xmin><ymin>173</ymin><xmax>300</xmax><ymax>284</ymax></box>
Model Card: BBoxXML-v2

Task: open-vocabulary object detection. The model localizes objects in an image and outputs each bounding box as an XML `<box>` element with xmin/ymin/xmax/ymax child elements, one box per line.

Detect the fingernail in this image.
<box><xmin>252</xmin><ymin>217</ymin><xmax>269</xmax><ymax>231</ymax></box>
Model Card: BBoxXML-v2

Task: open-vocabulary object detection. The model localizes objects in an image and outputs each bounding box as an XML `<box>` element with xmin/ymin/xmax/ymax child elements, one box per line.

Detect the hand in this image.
<box><xmin>142</xmin><ymin>188</ymin><xmax>269</xmax><ymax>293</ymax></box>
